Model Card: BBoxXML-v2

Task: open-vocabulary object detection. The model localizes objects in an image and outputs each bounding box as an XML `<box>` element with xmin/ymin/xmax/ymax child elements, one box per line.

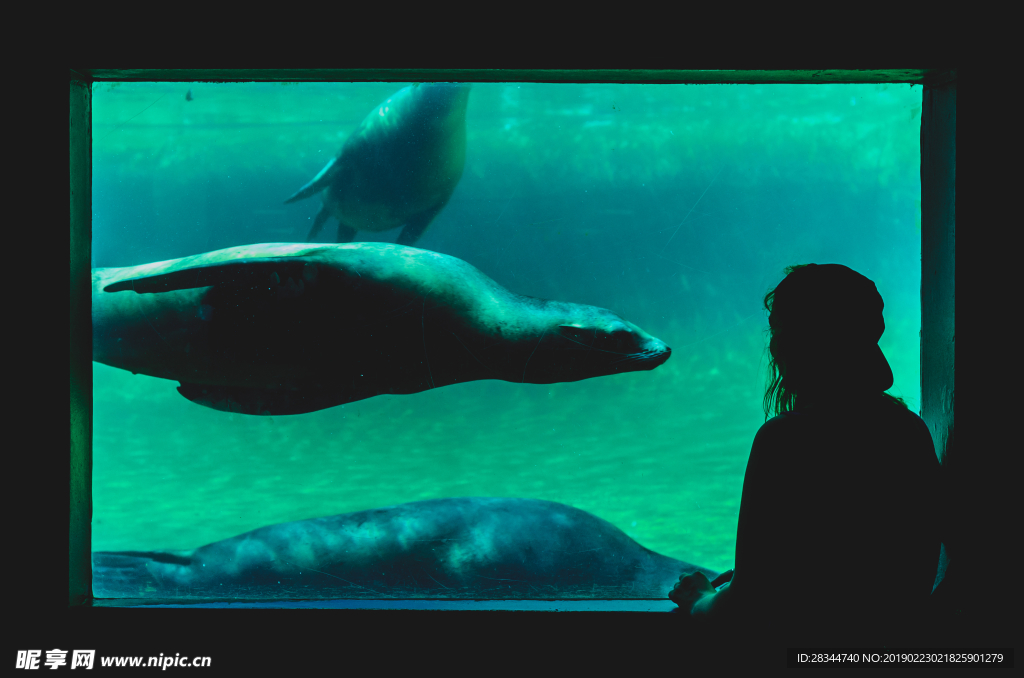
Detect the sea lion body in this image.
<box><xmin>93</xmin><ymin>497</ymin><xmax>716</xmax><ymax>599</ymax></box>
<box><xmin>93</xmin><ymin>243</ymin><xmax>671</xmax><ymax>415</ymax></box>
<box><xmin>285</xmin><ymin>83</ymin><xmax>470</xmax><ymax>245</ymax></box>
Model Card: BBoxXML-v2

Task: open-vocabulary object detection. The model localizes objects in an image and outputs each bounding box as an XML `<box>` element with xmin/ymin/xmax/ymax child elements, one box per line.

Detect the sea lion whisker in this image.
<box><xmin>610</xmin><ymin>352</ymin><xmax>643</xmax><ymax>364</ymax></box>
<box><xmin>557</xmin><ymin>333</ymin><xmax>633</xmax><ymax>356</ymax></box>
<box><xmin>611</xmin><ymin>353</ymin><xmax>656</xmax><ymax>365</ymax></box>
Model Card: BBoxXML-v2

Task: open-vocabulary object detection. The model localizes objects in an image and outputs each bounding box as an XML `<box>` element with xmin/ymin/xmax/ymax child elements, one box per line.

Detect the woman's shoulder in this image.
<box><xmin>875</xmin><ymin>398</ymin><xmax>934</xmax><ymax>441</ymax></box>
<box><xmin>749</xmin><ymin>413</ymin><xmax>805</xmax><ymax>464</ymax></box>
<box><xmin>753</xmin><ymin>410</ymin><xmax>806</xmax><ymax>440</ymax></box>
<box><xmin>754</xmin><ymin>397</ymin><xmax>933</xmax><ymax>444</ymax></box>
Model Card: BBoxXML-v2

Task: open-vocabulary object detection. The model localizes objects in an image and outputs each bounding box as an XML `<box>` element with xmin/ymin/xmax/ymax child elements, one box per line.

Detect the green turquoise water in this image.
<box><xmin>92</xmin><ymin>81</ymin><xmax>922</xmax><ymax>580</ymax></box>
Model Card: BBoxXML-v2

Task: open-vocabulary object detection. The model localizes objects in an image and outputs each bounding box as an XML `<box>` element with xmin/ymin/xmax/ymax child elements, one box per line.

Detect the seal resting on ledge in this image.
<box><xmin>93</xmin><ymin>243</ymin><xmax>671</xmax><ymax>415</ymax></box>
<box><xmin>92</xmin><ymin>497</ymin><xmax>716</xmax><ymax>599</ymax></box>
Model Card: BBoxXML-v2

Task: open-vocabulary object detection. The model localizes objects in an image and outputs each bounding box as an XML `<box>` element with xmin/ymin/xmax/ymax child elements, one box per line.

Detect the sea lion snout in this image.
<box><xmin>638</xmin><ymin>339</ymin><xmax>672</xmax><ymax>369</ymax></box>
<box><xmin>547</xmin><ymin>314</ymin><xmax>671</xmax><ymax>378</ymax></box>
<box><xmin>608</xmin><ymin>320</ymin><xmax>671</xmax><ymax>371</ymax></box>
<box><xmin>611</xmin><ymin>333</ymin><xmax>671</xmax><ymax>373</ymax></box>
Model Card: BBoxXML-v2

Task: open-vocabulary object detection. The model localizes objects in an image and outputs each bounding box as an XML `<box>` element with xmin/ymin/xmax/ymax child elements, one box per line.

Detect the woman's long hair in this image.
<box><xmin>763</xmin><ymin>264</ymin><xmax>908</xmax><ymax>420</ymax></box>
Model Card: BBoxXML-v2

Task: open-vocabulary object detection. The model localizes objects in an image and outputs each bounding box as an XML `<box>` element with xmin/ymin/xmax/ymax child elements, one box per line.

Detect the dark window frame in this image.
<box><xmin>69</xmin><ymin>69</ymin><xmax>956</xmax><ymax>610</ymax></box>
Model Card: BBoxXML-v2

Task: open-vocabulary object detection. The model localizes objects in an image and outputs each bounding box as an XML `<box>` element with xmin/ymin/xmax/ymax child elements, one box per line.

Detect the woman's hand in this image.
<box><xmin>668</xmin><ymin>571</ymin><xmax>716</xmax><ymax>613</ymax></box>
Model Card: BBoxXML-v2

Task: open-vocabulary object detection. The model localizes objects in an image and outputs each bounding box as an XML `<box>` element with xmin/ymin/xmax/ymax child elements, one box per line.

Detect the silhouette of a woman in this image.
<box><xmin>670</xmin><ymin>264</ymin><xmax>941</xmax><ymax>645</ymax></box>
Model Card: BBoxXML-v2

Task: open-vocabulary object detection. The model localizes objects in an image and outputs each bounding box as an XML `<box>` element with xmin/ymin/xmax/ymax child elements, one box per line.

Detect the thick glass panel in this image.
<box><xmin>92</xmin><ymin>82</ymin><xmax>922</xmax><ymax>599</ymax></box>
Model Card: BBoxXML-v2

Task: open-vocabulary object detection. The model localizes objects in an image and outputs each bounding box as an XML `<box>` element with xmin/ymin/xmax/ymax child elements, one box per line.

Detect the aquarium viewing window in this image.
<box><xmin>69</xmin><ymin>69</ymin><xmax>956</xmax><ymax>610</ymax></box>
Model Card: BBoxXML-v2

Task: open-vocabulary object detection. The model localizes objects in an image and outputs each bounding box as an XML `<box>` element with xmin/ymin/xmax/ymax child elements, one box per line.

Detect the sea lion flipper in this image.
<box><xmin>177</xmin><ymin>382</ymin><xmax>350</xmax><ymax>416</ymax></box>
<box><xmin>306</xmin><ymin>205</ymin><xmax>332</xmax><ymax>242</ymax></box>
<box><xmin>335</xmin><ymin>223</ymin><xmax>356</xmax><ymax>243</ymax></box>
<box><xmin>92</xmin><ymin>550</ymin><xmax>195</xmax><ymax>597</ymax></box>
<box><xmin>284</xmin><ymin>157</ymin><xmax>340</xmax><ymax>204</ymax></box>
<box><xmin>395</xmin><ymin>206</ymin><xmax>442</xmax><ymax>246</ymax></box>
<box><xmin>103</xmin><ymin>258</ymin><xmax>317</xmax><ymax>294</ymax></box>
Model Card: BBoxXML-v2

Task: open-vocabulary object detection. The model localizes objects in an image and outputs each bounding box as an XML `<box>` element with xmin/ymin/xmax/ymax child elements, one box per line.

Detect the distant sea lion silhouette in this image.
<box><xmin>285</xmin><ymin>83</ymin><xmax>470</xmax><ymax>246</ymax></box>
<box><xmin>94</xmin><ymin>243</ymin><xmax>671</xmax><ymax>416</ymax></box>
<box><xmin>93</xmin><ymin>497</ymin><xmax>717</xmax><ymax>599</ymax></box>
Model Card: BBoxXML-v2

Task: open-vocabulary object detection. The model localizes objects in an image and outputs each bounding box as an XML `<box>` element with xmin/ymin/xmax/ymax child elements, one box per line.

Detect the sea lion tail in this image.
<box><xmin>92</xmin><ymin>550</ymin><xmax>190</xmax><ymax>597</ymax></box>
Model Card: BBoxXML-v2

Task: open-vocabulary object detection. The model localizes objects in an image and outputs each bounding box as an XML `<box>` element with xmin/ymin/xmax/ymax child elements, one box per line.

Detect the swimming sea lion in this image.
<box><xmin>285</xmin><ymin>83</ymin><xmax>470</xmax><ymax>245</ymax></box>
<box><xmin>92</xmin><ymin>497</ymin><xmax>716</xmax><ymax>599</ymax></box>
<box><xmin>93</xmin><ymin>243</ymin><xmax>671</xmax><ymax>416</ymax></box>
